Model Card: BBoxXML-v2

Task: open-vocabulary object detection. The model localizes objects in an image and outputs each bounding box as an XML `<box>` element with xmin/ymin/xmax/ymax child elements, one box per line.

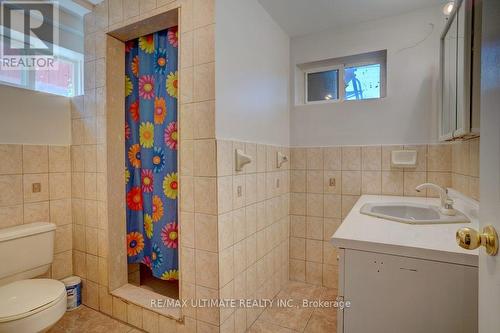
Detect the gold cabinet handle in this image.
<box><xmin>456</xmin><ymin>225</ymin><xmax>498</xmax><ymax>256</ymax></box>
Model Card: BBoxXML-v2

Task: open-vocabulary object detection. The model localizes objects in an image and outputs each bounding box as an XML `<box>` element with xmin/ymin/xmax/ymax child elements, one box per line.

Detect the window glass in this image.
<box><xmin>35</xmin><ymin>58</ymin><xmax>76</xmax><ymax>97</ymax></box>
<box><xmin>0</xmin><ymin>37</ymin><xmax>82</xmax><ymax>97</ymax></box>
<box><xmin>307</xmin><ymin>69</ymin><xmax>339</xmax><ymax>102</ymax></box>
<box><xmin>344</xmin><ymin>64</ymin><xmax>381</xmax><ymax>100</ymax></box>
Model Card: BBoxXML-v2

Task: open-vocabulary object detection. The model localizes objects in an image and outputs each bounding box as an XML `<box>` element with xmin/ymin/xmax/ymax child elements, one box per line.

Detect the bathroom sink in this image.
<box><xmin>359</xmin><ymin>202</ymin><xmax>470</xmax><ymax>225</ymax></box>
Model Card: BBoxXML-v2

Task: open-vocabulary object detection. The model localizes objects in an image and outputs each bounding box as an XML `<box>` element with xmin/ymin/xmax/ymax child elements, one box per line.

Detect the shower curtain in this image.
<box><xmin>125</xmin><ymin>27</ymin><xmax>179</xmax><ymax>280</ymax></box>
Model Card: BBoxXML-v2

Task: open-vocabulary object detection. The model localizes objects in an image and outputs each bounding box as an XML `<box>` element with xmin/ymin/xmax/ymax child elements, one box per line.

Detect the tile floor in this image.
<box><xmin>47</xmin><ymin>306</ymin><xmax>137</xmax><ymax>333</ymax></box>
<box><xmin>248</xmin><ymin>282</ymin><xmax>337</xmax><ymax>333</ymax></box>
<box><xmin>48</xmin><ymin>282</ymin><xmax>336</xmax><ymax>333</ymax></box>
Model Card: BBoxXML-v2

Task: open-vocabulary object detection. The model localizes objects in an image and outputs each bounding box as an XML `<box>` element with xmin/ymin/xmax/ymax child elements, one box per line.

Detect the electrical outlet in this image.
<box><xmin>329</xmin><ymin>178</ymin><xmax>336</xmax><ymax>187</ymax></box>
<box><xmin>32</xmin><ymin>183</ymin><xmax>41</xmax><ymax>193</ymax></box>
<box><xmin>237</xmin><ymin>185</ymin><xmax>242</xmax><ymax>197</ymax></box>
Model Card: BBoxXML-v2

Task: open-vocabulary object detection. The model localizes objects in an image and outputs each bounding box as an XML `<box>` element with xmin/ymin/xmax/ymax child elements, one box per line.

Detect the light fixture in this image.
<box><xmin>443</xmin><ymin>1</ymin><xmax>455</xmax><ymax>16</ymax></box>
<box><xmin>325</xmin><ymin>94</ymin><xmax>332</xmax><ymax>100</ymax></box>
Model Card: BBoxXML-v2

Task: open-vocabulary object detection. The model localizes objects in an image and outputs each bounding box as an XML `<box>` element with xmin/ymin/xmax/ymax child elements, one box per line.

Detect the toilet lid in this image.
<box><xmin>0</xmin><ymin>279</ymin><xmax>66</xmax><ymax>322</ymax></box>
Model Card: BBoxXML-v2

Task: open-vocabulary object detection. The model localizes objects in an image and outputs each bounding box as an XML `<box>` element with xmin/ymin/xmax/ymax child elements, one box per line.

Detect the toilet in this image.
<box><xmin>0</xmin><ymin>222</ymin><xmax>67</xmax><ymax>333</ymax></box>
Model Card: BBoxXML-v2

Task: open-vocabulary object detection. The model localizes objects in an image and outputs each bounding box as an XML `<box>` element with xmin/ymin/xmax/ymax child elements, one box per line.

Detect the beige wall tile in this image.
<box><xmin>196</xmin><ymin>249</ymin><xmax>219</xmax><ymax>288</ymax></box>
<box><xmin>427</xmin><ymin>172</ymin><xmax>452</xmax><ymax>197</ymax></box>
<box><xmin>290</xmin><ymin>237</ymin><xmax>305</xmax><ymax>260</ymax></box>
<box><xmin>306</xmin><ymin>170</ymin><xmax>323</xmax><ymax>194</ymax></box>
<box><xmin>194</xmin><ymin>139</ymin><xmax>216</xmax><ymax>176</ymax></box>
<box><xmin>194</xmin><ymin>24</ymin><xmax>215</xmax><ymax>65</ymax></box>
<box><xmin>341</xmin><ymin>147</ymin><xmax>361</xmax><ymax>171</ymax></box>
<box><xmin>54</xmin><ymin>224</ymin><xmax>72</xmax><ymax>253</ymax></box>
<box><xmin>361</xmin><ymin>171</ymin><xmax>381</xmax><ymax>194</ymax></box>
<box><xmin>256</xmin><ymin>144</ymin><xmax>267</xmax><ymax>172</ymax></box>
<box><xmin>112</xmin><ymin>297</ymin><xmax>128</xmax><ymax>322</ymax></box>
<box><xmin>291</xmin><ymin>148</ymin><xmax>306</xmax><ymax>170</ymax></box>
<box><xmin>404</xmin><ymin>145</ymin><xmax>427</xmax><ymax>171</ymax></box>
<box><xmin>181</xmin><ymin>31</ymin><xmax>194</xmax><ymax>69</ymax></box>
<box><xmin>180</xmin><ymin>212</ymin><xmax>195</xmax><ymax>248</ymax></box>
<box><xmin>404</xmin><ymin>172</ymin><xmax>427</xmax><ymax>197</ymax></box>
<box><xmin>427</xmin><ymin>144</ymin><xmax>452</xmax><ymax>172</ymax></box>
<box><xmin>180</xmin><ymin>67</ymin><xmax>194</xmax><ymax>104</ymax></box>
<box><xmin>0</xmin><ymin>205</ymin><xmax>23</xmax><ymax>228</ymax></box>
<box><xmin>195</xmin><ymin>213</ymin><xmax>218</xmax><ymax>252</ymax></box>
<box><xmin>127</xmin><ymin>303</ymin><xmax>143</xmax><ymax>329</ymax></box>
<box><xmin>194</xmin><ymin>177</ymin><xmax>217</xmax><ymax>214</ymax></box>
<box><xmin>289</xmin><ymin>259</ymin><xmax>305</xmax><ymax>282</ymax></box>
<box><xmin>180</xmin><ymin>176</ymin><xmax>194</xmax><ymax>212</ymax></box>
<box><xmin>323</xmin><ymin>194</ymin><xmax>341</xmax><ymax>218</ymax></box>
<box><xmin>216</xmin><ymin>140</ymin><xmax>233</xmax><ymax>177</ymax></box>
<box><xmin>306</xmin><ymin>148</ymin><xmax>323</xmax><ymax>170</ymax></box>
<box><xmin>306</xmin><ymin>193</ymin><xmax>323</xmax><ymax>217</ymax></box>
<box><xmin>193</xmin><ymin>62</ymin><xmax>215</xmax><ymax>102</ymax></box>
<box><xmin>341</xmin><ymin>171</ymin><xmax>361</xmax><ymax>195</ymax></box>
<box><xmin>142</xmin><ymin>309</ymin><xmax>160</xmax><ymax>333</ymax></box>
<box><xmin>194</xmin><ymin>101</ymin><xmax>215</xmax><ymax>139</ymax></box>
<box><xmin>469</xmin><ymin>138</ymin><xmax>480</xmax><ymax>177</ymax></box>
<box><xmin>24</xmin><ymin>201</ymin><xmax>49</xmax><ymax>224</ymax></box>
<box><xmin>361</xmin><ymin>146</ymin><xmax>381</xmax><ymax>171</ymax></box>
<box><xmin>193</xmin><ymin>0</ymin><xmax>214</xmax><ymax>28</ymax></box>
<box><xmin>290</xmin><ymin>215</ymin><xmax>306</xmax><ymax>238</ymax></box>
<box><xmin>48</xmin><ymin>146</ymin><xmax>71</xmax><ymax>173</ymax></box>
<box><xmin>0</xmin><ymin>175</ymin><xmax>23</xmax><ymax>206</ymax></box>
<box><xmin>217</xmin><ymin>176</ymin><xmax>232</xmax><ymax>214</ymax></box>
<box><xmin>305</xmin><ymin>261</ymin><xmax>322</xmax><ymax>285</ymax></box>
<box><xmin>306</xmin><ymin>216</ymin><xmax>323</xmax><ymax>240</ymax></box>
<box><xmin>180</xmin><ymin>140</ymin><xmax>194</xmax><ymax>176</ymax></box>
<box><xmin>49</xmin><ymin>173</ymin><xmax>71</xmax><ymax>200</ymax></box>
<box><xmin>323</xmin><ymin>147</ymin><xmax>341</xmax><ymax>170</ymax></box>
<box><xmin>245</xmin><ymin>173</ymin><xmax>257</xmax><ymax>205</ymax></box>
<box><xmin>341</xmin><ymin>195</ymin><xmax>359</xmax><ymax>218</ymax></box>
<box><xmin>52</xmin><ymin>250</ymin><xmax>72</xmax><ymax>279</ymax></box>
<box><xmin>23</xmin><ymin>145</ymin><xmax>48</xmax><ymax>174</ymax></box>
<box><xmin>306</xmin><ymin>239</ymin><xmax>323</xmax><ymax>263</ymax></box>
<box><xmin>323</xmin><ymin>264</ymin><xmax>338</xmax><ymax>289</ymax></box>
<box><xmin>218</xmin><ymin>211</ymin><xmax>233</xmax><ymax>250</ymax></box>
<box><xmin>0</xmin><ymin>145</ymin><xmax>22</xmax><ymax>175</ymax></box>
<box><xmin>381</xmin><ymin>171</ymin><xmax>403</xmax><ymax>195</ymax></box>
<box><xmin>23</xmin><ymin>173</ymin><xmax>49</xmax><ymax>203</ymax></box>
<box><xmin>219</xmin><ymin>245</ymin><xmax>234</xmax><ymax>287</ymax></box>
<box><xmin>180</xmin><ymin>103</ymin><xmax>194</xmax><ymax>140</ymax></box>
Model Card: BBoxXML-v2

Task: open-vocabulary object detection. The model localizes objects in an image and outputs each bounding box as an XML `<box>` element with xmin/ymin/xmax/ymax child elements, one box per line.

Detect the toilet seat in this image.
<box><xmin>0</xmin><ymin>279</ymin><xmax>66</xmax><ymax>322</ymax></box>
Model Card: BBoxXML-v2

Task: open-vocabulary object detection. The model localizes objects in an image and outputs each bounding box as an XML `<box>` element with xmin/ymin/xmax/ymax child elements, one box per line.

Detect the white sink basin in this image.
<box><xmin>360</xmin><ymin>202</ymin><xmax>470</xmax><ymax>225</ymax></box>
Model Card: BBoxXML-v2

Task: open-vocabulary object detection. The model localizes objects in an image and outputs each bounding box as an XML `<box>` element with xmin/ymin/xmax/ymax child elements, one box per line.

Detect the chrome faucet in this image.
<box><xmin>415</xmin><ymin>183</ymin><xmax>456</xmax><ymax>216</ymax></box>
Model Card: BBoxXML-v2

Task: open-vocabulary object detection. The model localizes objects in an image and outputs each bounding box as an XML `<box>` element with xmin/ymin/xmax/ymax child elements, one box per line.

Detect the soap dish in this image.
<box><xmin>391</xmin><ymin>150</ymin><xmax>417</xmax><ymax>168</ymax></box>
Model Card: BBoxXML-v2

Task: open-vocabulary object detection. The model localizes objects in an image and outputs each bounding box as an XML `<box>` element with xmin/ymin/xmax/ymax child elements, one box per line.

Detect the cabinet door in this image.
<box><xmin>343</xmin><ymin>250</ymin><xmax>477</xmax><ymax>333</ymax></box>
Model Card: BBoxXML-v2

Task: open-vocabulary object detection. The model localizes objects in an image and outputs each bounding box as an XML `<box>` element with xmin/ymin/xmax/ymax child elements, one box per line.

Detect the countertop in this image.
<box><xmin>330</xmin><ymin>193</ymin><xmax>479</xmax><ymax>266</ymax></box>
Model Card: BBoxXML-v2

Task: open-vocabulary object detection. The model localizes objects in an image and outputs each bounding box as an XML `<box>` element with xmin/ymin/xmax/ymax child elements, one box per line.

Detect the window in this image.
<box><xmin>0</xmin><ymin>29</ymin><xmax>83</xmax><ymax>97</ymax></box>
<box><xmin>302</xmin><ymin>50</ymin><xmax>386</xmax><ymax>104</ymax></box>
<box><xmin>306</xmin><ymin>68</ymin><xmax>339</xmax><ymax>102</ymax></box>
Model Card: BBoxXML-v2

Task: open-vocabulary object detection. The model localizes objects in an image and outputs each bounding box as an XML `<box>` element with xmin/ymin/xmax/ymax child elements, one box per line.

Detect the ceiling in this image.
<box><xmin>257</xmin><ymin>0</ymin><xmax>447</xmax><ymax>37</ymax></box>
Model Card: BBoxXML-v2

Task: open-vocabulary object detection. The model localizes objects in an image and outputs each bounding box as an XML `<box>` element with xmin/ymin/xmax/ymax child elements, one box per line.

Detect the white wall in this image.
<box><xmin>215</xmin><ymin>0</ymin><xmax>290</xmax><ymax>145</ymax></box>
<box><xmin>0</xmin><ymin>85</ymin><xmax>71</xmax><ymax>144</ymax></box>
<box><xmin>290</xmin><ymin>5</ymin><xmax>446</xmax><ymax>146</ymax></box>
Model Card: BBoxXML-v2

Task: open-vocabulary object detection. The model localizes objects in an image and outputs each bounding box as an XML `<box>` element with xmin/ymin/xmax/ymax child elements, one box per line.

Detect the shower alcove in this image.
<box><xmin>105</xmin><ymin>7</ymin><xmax>182</xmax><ymax>319</ymax></box>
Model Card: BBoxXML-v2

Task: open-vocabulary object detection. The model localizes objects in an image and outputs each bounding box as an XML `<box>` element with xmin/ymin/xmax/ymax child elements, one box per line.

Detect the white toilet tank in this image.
<box><xmin>0</xmin><ymin>222</ymin><xmax>56</xmax><ymax>286</ymax></box>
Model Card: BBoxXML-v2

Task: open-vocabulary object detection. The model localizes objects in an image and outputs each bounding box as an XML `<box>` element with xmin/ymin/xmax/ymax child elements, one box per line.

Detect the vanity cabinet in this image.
<box><xmin>440</xmin><ymin>0</ymin><xmax>481</xmax><ymax>140</ymax></box>
<box><xmin>337</xmin><ymin>249</ymin><xmax>478</xmax><ymax>333</ymax></box>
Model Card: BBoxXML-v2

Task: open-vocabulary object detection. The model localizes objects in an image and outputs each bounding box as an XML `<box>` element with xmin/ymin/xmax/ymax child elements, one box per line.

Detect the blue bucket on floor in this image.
<box><xmin>62</xmin><ymin>276</ymin><xmax>82</xmax><ymax>311</ymax></box>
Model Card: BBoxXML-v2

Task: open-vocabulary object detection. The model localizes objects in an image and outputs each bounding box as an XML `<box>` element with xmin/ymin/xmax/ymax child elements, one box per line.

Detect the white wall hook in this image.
<box><xmin>235</xmin><ymin>149</ymin><xmax>252</xmax><ymax>171</ymax></box>
<box><xmin>276</xmin><ymin>151</ymin><xmax>289</xmax><ymax>168</ymax></box>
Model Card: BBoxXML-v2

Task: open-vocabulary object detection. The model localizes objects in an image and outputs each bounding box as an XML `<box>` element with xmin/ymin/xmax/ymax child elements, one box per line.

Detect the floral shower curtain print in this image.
<box><xmin>125</xmin><ymin>27</ymin><xmax>179</xmax><ymax>280</ymax></box>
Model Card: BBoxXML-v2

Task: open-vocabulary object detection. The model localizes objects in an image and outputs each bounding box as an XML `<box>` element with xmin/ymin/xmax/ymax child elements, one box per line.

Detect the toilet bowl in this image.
<box><xmin>0</xmin><ymin>279</ymin><xmax>67</xmax><ymax>333</ymax></box>
<box><xmin>0</xmin><ymin>223</ymin><xmax>67</xmax><ymax>333</ymax></box>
